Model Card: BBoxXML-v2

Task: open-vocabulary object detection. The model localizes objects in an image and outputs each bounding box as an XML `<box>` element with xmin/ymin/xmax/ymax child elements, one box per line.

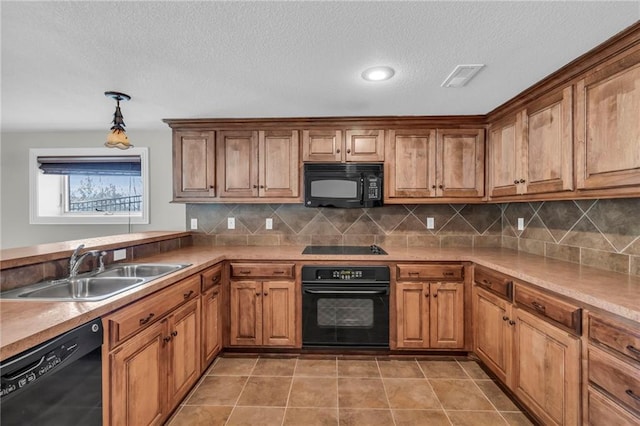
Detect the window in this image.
<box><xmin>29</xmin><ymin>148</ymin><xmax>149</xmax><ymax>224</ymax></box>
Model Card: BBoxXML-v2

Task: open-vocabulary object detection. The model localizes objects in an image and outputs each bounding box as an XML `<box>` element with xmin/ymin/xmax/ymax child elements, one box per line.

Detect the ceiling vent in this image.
<box><xmin>441</xmin><ymin>64</ymin><xmax>485</xmax><ymax>88</ymax></box>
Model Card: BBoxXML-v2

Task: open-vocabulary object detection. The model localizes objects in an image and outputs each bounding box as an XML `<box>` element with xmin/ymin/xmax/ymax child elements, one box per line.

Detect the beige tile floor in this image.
<box><xmin>167</xmin><ymin>356</ymin><xmax>535</xmax><ymax>426</ymax></box>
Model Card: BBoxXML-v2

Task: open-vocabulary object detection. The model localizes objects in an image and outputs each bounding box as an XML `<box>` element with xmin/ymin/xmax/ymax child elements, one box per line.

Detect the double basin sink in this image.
<box><xmin>1</xmin><ymin>263</ymin><xmax>191</xmax><ymax>302</ymax></box>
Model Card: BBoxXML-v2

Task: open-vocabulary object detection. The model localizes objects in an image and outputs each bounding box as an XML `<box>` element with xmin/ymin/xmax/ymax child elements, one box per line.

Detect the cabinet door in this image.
<box><xmin>262</xmin><ymin>280</ymin><xmax>297</xmax><ymax>346</ymax></box>
<box><xmin>217</xmin><ymin>130</ymin><xmax>259</xmax><ymax>197</ymax></box>
<box><xmin>489</xmin><ymin>114</ymin><xmax>522</xmax><ymax>197</ymax></box>
<box><xmin>396</xmin><ymin>283</ymin><xmax>429</xmax><ymax>348</ymax></box>
<box><xmin>302</xmin><ymin>129</ymin><xmax>343</xmax><ymax>162</ymax></box>
<box><xmin>576</xmin><ymin>48</ymin><xmax>640</xmax><ymax>190</ymax></box>
<box><xmin>167</xmin><ymin>299</ymin><xmax>201</xmax><ymax>409</ymax></box>
<box><xmin>513</xmin><ymin>308</ymin><xmax>581</xmax><ymax>426</ymax></box>
<box><xmin>259</xmin><ymin>130</ymin><xmax>300</xmax><ymax>198</ymax></box>
<box><xmin>473</xmin><ymin>286</ymin><xmax>513</xmax><ymax>385</ymax></box>
<box><xmin>429</xmin><ymin>282</ymin><xmax>465</xmax><ymax>348</ymax></box>
<box><xmin>436</xmin><ymin>129</ymin><xmax>485</xmax><ymax>198</ymax></box>
<box><xmin>386</xmin><ymin>129</ymin><xmax>436</xmax><ymax>198</ymax></box>
<box><xmin>109</xmin><ymin>320</ymin><xmax>166</xmax><ymax>426</ymax></box>
<box><xmin>172</xmin><ymin>131</ymin><xmax>215</xmax><ymax>199</ymax></box>
<box><xmin>345</xmin><ymin>129</ymin><xmax>384</xmax><ymax>161</ymax></box>
<box><xmin>201</xmin><ymin>285</ymin><xmax>222</xmax><ymax>370</ymax></box>
<box><xmin>522</xmin><ymin>87</ymin><xmax>573</xmax><ymax>194</ymax></box>
<box><xmin>230</xmin><ymin>280</ymin><xmax>262</xmax><ymax>346</ymax></box>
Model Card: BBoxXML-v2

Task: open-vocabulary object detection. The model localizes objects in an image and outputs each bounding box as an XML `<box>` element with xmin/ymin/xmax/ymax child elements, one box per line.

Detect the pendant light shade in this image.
<box><xmin>104</xmin><ymin>91</ymin><xmax>133</xmax><ymax>149</ymax></box>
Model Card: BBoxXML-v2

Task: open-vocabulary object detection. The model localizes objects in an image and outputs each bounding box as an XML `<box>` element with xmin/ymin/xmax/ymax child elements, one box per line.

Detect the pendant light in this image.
<box><xmin>104</xmin><ymin>91</ymin><xmax>133</xmax><ymax>149</ymax></box>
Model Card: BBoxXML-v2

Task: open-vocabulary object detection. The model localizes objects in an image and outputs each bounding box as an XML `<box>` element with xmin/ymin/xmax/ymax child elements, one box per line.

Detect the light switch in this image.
<box><xmin>426</xmin><ymin>217</ymin><xmax>435</xmax><ymax>229</ymax></box>
<box><xmin>190</xmin><ymin>218</ymin><xmax>198</xmax><ymax>230</ymax></box>
<box><xmin>227</xmin><ymin>217</ymin><xmax>235</xmax><ymax>229</ymax></box>
<box><xmin>517</xmin><ymin>218</ymin><xmax>525</xmax><ymax>231</ymax></box>
<box><xmin>265</xmin><ymin>218</ymin><xmax>273</xmax><ymax>230</ymax></box>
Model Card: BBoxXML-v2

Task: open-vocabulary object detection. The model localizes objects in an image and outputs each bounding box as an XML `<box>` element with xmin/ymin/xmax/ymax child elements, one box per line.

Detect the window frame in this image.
<box><xmin>29</xmin><ymin>147</ymin><xmax>150</xmax><ymax>225</ymax></box>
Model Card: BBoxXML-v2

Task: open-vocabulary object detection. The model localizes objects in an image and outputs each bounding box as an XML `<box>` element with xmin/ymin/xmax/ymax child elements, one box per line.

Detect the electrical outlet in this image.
<box><xmin>265</xmin><ymin>218</ymin><xmax>273</xmax><ymax>230</ymax></box>
<box><xmin>517</xmin><ymin>218</ymin><xmax>525</xmax><ymax>231</ymax></box>
<box><xmin>113</xmin><ymin>249</ymin><xmax>127</xmax><ymax>261</ymax></box>
<box><xmin>190</xmin><ymin>218</ymin><xmax>198</xmax><ymax>230</ymax></box>
<box><xmin>227</xmin><ymin>217</ymin><xmax>235</xmax><ymax>229</ymax></box>
<box><xmin>426</xmin><ymin>217</ymin><xmax>435</xmax><ymax>229</ymax></box>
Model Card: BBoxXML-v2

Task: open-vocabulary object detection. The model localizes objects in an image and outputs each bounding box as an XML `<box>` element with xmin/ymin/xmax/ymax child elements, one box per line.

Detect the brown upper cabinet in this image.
<box><xmin>303</xmin><ymin>129</ymin><xmax>384</xmax><ymax>162</ymax></box>
<box><xmin>217</xmin><ymin>130</ymin><xmax>300</xmax><ymax>199</ymax></box>
<box><xmin>386</xmin><ymin>128</ymin><xmax>484</xmax><ymax>201</ymax></box>
<box><xmin>172</xmin><ymin>130</ymin><xmax>216</xmax><ymax>200</ymax></box>
<box><xmin>489</xmin><ymin>86</ymin><xmax>573</xmax><ymax>198</ymax></box>
<box><xmin>575</xmin><ymin>46</ymin><xmax>640</xmax><ymax>191</ymax></box>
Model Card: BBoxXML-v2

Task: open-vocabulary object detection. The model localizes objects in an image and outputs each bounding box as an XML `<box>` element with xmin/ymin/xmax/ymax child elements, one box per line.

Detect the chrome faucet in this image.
<box><xmin>69</xmin><ymin>244</ymin><xmax>107</xmax><ymax>278</ymax></box>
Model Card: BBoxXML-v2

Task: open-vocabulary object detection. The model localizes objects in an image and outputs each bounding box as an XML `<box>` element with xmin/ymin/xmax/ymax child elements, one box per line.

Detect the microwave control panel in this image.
<box><xmin>367</xmin><ymin>176</ymin><xmax>381</xmax><ymax>200</ymax></box>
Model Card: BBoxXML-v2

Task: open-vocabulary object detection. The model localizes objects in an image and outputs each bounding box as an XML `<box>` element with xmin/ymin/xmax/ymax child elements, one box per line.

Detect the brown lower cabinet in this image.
<box><xmin>201</xmin><ymin>264</ymin><xmax>223</xmax><ymax>371</ymax></box>
<box><xmin>229</xmin><ymin>279</ymin><xmax>297</xmax><ymax>347</ymax></box>
<box><xmin>395</xmin><ymin>281</ymin><xmax>465</xmax><ymax>349</ymax></box>
<box><xmin>473</xmin><ymin>283</ymin><xmax>581</xmax><ymax>425</ymax></box>
<box><xmin>103</xmin><ymin>276</ymin><xmax>201</xmax><ymax>426</ymax></box>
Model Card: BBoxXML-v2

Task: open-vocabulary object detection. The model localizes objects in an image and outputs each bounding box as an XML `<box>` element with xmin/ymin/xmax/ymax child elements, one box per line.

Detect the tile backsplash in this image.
<box><xmin>186</xmin><ymin>203</ymin><xmax>502</xmax><ymax>249</ymax></box>
<box><xmin>502</xmin><ymin>198</ymin><xmax>640</xmax><ymax>276</ymax></box>
<box><xmin>187</xmin><ymin>198</ymin><xmax>640</xmax><ymax>277</ymax></box>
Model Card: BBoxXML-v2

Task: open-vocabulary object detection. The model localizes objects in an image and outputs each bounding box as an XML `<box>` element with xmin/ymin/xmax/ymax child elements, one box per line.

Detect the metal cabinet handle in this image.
<box><xmin>431</xmin><ymin>185</ymin><xmax>436</xmax><ymax>189</ymax></box>
<box><xmin>260</xmin><ymin>185</ymin><xmax>265</xmax><ymax>189</ymax></box>
<box><xmin>336</xmin><ymin>149</ymin><xmax>341</xmax><ymax>153</ymax></box>
<box><xmin>438</xmin><ymin>185</ymin><xmax>443</xmax><ymax>189</ymax></box>
<box><xmin>519</xmin><ymin>179</ymin><xmax>526</xmax><ymax>183</ymax></box>
<box><xmin>171</xmin><ymin>331</ymin><xmax>178</xmax><ymax>337</ymax></box>
<box><xmin>531</xmin><ymin>301</ymin><xmax>546</xmax><ymax>313</ymax></box>
<box><xmin>346</xmin><ymin>149</ymin><xmax>351</xmax><ymax>154</ymax></box>
<box><xmin>626</xmin><ymin>345</ymin><xmax>640</xmax><ymax>357</ymax></box>
<box><xmin>211</xmin><ymin>275</ymin><xmax>220</xmax><ymax>283</ymax></box>
<box><xmin>409</xmin><ymin>272</ymin><xmax>420</xmax><ymax>276</ymax></box>
<box><xmin>184</xmin><ymin>290</ymin><xmax>194</xmax><ymax>299</ymax></box>
<box><xmin>256</xmin><ymin>292</ymin><xmax>261</xmax><ymax>296</ymax></box>
<box><xmin>139</xmin><ymin>313</ymin><xmax>155</xmax><ymax>325</ymax></box>
<box><xmin>253</xmin><ymin>185</ymin><xmax>258</xmax><ymax>188</ymax></box>
<box><xmin>239</xmin><ymin>270</ymin><xmax>251</xmax><ymax>275</ymax></box>
<box><xmin>433</xmin><ymin>293</ymin><xmax>438</xmax><ymax>298</ymax></box>
<box><xmin>425</xmin><ymin>293</ymin><xmax>429</xmax><ymax>297</ymax></box>
<box><xmin>625</xmin><ymin>389</ymin><xmax>640</xmax><ymax>402</ymax></box>
<box><xmin>503</xmin><ymin>316</ymin><xmax>509</xmax><ymax>321</ymax></box>
<box><xmin>163</xmin><ymin>336</ymin><xmax>172</xmax><ymax>343</ymax></box>
<box><xmin>514</xmin><ymin>180</ymin><xmax>519</xmax><ymax>184</ymax></box>
<box><xmin>482</xmin><ymin>279</ymin><xmax>493</xmax><ymax>287</ymax></box>
<box><xmin>211</xmin><ymin>291</ymin><xmax>219</xmax><ymax>299</ymax></box>
<box><xmin>273</xmin><ymin>270</ymin><xmax>285</xmax><ymax>274</ymax></box>
<box><xmin>509</xmin><ymin>320</ymin><xmax>516</xmax><ymax>326</ymax></box>
<box><xmin>263</xmin><ymin>292</ymin><xmax>268</xmax><ymax>296</ymax></box>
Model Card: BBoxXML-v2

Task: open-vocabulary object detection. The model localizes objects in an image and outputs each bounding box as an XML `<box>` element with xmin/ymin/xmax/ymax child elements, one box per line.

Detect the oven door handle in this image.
<box><xmin>303</xmin><ymin>289</ymin><xmax>389</xmax><ymax>295</ymax></box>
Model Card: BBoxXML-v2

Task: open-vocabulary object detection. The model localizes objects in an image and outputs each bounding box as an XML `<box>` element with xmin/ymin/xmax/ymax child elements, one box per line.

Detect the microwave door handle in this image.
<box><xmin>360</xmin><ymin>176</ymin><xmax>365</xmax><ymax>205</ymax></box>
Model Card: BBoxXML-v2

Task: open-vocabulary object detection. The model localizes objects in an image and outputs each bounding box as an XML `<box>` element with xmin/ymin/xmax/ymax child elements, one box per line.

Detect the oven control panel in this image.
<box><xmin>302</xmin><ymin>266</ymin><xmax>390</xmax><ymax>283</ymax></box>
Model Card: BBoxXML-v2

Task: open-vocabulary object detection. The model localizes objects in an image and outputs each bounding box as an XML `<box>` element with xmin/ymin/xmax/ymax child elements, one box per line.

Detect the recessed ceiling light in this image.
<box><xmin>441</xmin><ymin>64</ymin><xmax>485</xmax><ymax>88</ymax></box>
<box><xmin>362</xmin><ymin>66</ymin><xmax>395</xmax><ymax>81</ymax></box>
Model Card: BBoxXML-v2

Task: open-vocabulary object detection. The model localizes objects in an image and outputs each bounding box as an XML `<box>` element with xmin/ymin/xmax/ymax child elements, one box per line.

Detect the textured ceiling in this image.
<box><xmin>1</xmin><ymin>1</ymin><xmax>639</xmax><ymax>131</ymax></box>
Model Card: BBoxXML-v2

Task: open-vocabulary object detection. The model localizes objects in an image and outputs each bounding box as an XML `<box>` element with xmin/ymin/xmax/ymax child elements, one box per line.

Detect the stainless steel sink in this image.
<box><xmin>1</xmin><ymin>263</ymin><xmax>191</xmax><ymax>301</ymax></box>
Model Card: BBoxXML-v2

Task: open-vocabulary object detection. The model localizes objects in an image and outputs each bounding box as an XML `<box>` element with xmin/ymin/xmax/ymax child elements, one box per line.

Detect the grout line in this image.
<box><xmin>377</xmin><ymin>358</ymin><xmax>398</xmax><ymax>426</ymax></box>
<box><xmin>281</xmin><ymin>357</ymin><xmax>298</xmax><ymax>426</ymax></box>
<box><xmin>455</xmin><ymin>360</ymin><xmax>514</xmax><ymax>425</ymax></box>
<box><xmin>415</xmin><ymin>359</ymin><xmax>454</xmax><ymax>425</ymax></box>
<box><xmin>223</xmin><ymin>357</ymin><xmax>258</xmax><ymax>426</ymax></box>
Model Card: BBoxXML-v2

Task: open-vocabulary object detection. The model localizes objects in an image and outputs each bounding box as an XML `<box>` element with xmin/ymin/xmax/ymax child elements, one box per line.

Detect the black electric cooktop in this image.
<box><xmin>302</xmin><ymin>245</ymin><xmax>388</xmax><ymax>255</ymax></box>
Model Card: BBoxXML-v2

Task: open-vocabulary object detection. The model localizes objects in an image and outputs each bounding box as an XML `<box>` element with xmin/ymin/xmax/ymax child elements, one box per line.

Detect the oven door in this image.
<box><xmin>302</xmin><ymin>283</ymin><xmax>389</xmax><ymax>347</ymax></box>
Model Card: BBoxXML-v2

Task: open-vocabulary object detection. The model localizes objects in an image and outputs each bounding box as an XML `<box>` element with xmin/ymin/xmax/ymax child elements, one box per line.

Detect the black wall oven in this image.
<box><xmin>302</xmin><ymin>266</ymin><xmax>390</xmax><ymax>348</ymax></box>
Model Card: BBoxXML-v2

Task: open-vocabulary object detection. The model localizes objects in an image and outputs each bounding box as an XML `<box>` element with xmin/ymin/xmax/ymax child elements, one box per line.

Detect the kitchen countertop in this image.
<box><xmin>2</xmin><ymin>242</ymin><xmax>640</xmax><ymax>361</ymax></box>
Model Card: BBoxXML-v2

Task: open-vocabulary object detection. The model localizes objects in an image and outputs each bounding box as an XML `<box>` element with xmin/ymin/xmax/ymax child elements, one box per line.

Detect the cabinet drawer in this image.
<box><xmin>397</xmin><ymin>264</ymin><xmax>463</xmax><ymax>281</ymax></box>
<box><xmin>230</xmin><ymin>263</ymin><xmax>295</xmax><ymax>279</ymax></box>
<box><xmin>514</xmin><ymin>284</ymin><xmax>581</xmax><ymax>334</ymax></box>
<box><xmin>201</xmin><ymin>264</ymin><xmax>223</xmax><ymax>292</ymax></box>
<box><xmin>588</xmin><ymin>387</ymin><xmax>640</xmax><ymax>426</ymax></box>
<box><xmin>105</xmin><ymin>275</ymin><xmax>200</xmax><ymax>348</ymax></box>
<box><xmin>589</xmin><ymin>346</ymin><xmax>640</xmax><ymax>415</ymax></box>
<box><xmin>473</xmin><ymin>266</ymin><xmax>513</xmax><ymax>300</ymax></box>
<box><xmin>589</xmin><ymin>314</ymin><xmax>640</xmax><ymax>364</ymax></box>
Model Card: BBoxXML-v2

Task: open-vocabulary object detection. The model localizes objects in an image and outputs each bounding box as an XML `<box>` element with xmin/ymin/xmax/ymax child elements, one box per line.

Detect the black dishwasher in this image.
<box><xmin>0</xmin><ymin>318</ymin><xmax>103</xmax><ymax>426</ymax></box>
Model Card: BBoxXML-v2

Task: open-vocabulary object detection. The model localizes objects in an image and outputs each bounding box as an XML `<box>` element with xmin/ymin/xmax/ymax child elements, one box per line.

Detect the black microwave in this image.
<box><xmin>304</xmin><ymin>163</ymin><xmax>383</xmax><ymax>208</ymax></box>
